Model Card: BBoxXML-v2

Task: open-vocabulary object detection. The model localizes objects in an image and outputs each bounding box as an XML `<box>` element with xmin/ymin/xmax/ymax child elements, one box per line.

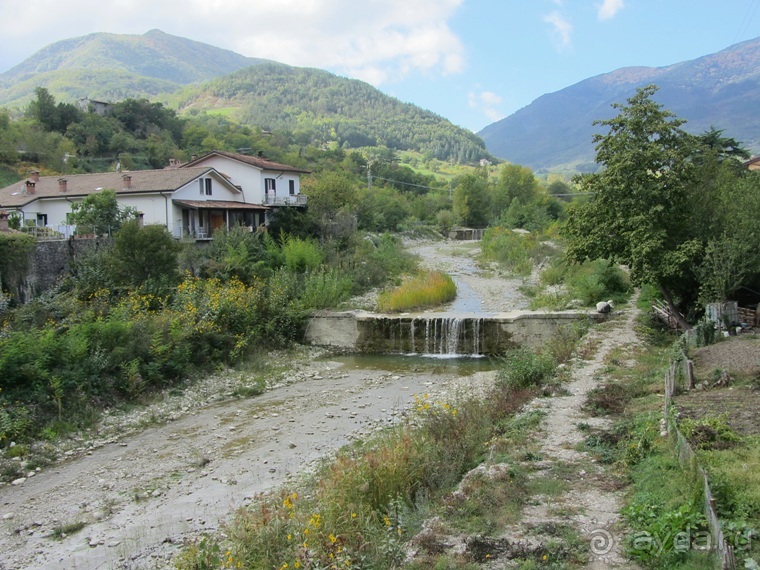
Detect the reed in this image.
<box><xmin>376</xmin><ymin>271</ymin><xmax>456</xmax><ymax>312</ymax></box>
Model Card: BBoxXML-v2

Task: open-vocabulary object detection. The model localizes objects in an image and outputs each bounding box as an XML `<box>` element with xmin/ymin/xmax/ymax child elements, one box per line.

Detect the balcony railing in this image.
<box><xmin>264</xmin><ymin>194</ymin><xmax>308</xmax><ymax>206</ymax></box>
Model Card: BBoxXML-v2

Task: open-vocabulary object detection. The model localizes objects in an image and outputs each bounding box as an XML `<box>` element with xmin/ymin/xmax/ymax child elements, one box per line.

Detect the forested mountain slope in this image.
<box><xmin>0</xmin><ymin>29</ymin><xmax>271</xmax><ymax>109</ymax></box>
<box><xmin>479</xmin><ymin>37</ymin><xmax>760</xmax><ymax>172</ymax></box>
<box><xmin>170</xmin><ymin>64</ymin><xmax>488</xmax><ymax>162</ymax></box>
<box><xmin>0</xmin><ymin>30</ymin><xmax>488</xmax><ymax>163</ymax></box>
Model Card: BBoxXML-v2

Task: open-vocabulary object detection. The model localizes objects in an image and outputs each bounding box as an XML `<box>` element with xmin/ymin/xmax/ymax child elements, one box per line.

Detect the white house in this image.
<box><xmin>0</xmin><ymin>151</ymin><xmax>310</xmax><ymax>239</ymax></box>
<box><xmin>180</xmin><ymin>150</ymin><xmax>310</xmax><ymax>218</ymax></box>
<box><xmin>0</xmin><ymin>167</ymin><xmax>268</xmax><ymax>239</ymax></box>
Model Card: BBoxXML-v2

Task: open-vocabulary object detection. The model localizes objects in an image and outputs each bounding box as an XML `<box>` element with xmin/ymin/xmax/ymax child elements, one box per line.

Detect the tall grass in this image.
<box><xmin>376</xmin><ymin>271</ymin><xmax>456</xmax><ymax>312</ymax></box>
<box><xmin>480</xmin><ymin>226</ymin><xmax>558</xmax><ymax>276</ymax></box>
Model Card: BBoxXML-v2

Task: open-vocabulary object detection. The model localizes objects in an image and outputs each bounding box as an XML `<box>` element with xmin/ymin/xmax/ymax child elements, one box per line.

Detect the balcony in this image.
<box><xmin>264</xmin><ymin>193</ymin><xmax>307</xmax><ymax>207</ymax></box>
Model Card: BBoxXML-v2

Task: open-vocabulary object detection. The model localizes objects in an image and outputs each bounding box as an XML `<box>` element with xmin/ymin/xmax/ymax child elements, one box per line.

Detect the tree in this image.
<box><xmin>110</xmin><ymin>221</ymin><xmax>181</xmax><ymax>292</ymax></box>
<box><xmin>453</xmin><ymin>172</ymin><xmax>490</xmax><ymax>228</ymax></box>
<box><xmin>564</xmin><ymin>85</ymin><xmax>701</xmax><ymax>330</ymax></box>
<box><xmin>69</xmin><ymin>190</ymin><xmax>136</xmax><ymax>236</ymax></box>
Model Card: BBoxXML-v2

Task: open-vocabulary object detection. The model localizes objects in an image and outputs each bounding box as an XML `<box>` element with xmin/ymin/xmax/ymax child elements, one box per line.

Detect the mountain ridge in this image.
<box><xmin>478</xmin><ymin>36</ymin><xmax>760</xmax><ymax>172</ymax></box>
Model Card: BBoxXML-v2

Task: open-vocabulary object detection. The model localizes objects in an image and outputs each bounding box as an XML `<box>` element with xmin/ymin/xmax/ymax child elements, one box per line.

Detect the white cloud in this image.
<box><xmin>543</xmin><ymin>10</ymin><xmax>573</xmax><ymax>51</ymax></box>
<box><xmin>468</xmin><ymin>90</ymin><xmax>504</xmax><ymax>123</ymax></box>
<box><xmin>597</xmin><ymin>0</ymin><xmax>624</xmax><ymax>20</ymax></box>
<box><xmin>0</xmin><ymin>0</ymin><xmax>466</xmax><ymax>85</ymax></box>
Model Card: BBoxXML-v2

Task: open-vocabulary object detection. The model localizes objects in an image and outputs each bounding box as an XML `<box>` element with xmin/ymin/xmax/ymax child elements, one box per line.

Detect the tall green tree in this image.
<box><xmin>69</xmin><ymin>190</ymin><xmax>136</xmax><ymax>236</ymax></box>
<box><xmin>453</xmin><ymin>171</ymin><xmax>490</xmax><ymax>228</ymax></box>
<box><xmin>564</xmin><ymin>85</ymin><xmax>701</xmax><ymax>329</ymax></box>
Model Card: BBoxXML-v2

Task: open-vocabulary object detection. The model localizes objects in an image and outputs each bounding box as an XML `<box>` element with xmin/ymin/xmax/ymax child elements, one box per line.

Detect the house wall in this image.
<box><xmin>192</xmin><ymin>156</ymin><xmax>264</xmax><ymax>202</ymax></box>
<box><xmin>190</xmin><ymin>156</ymin><xmax>302</xmax><ymax>204</ymax></box>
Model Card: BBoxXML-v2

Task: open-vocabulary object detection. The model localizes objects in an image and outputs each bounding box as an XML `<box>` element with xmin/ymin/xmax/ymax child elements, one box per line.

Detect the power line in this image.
<box><xmin>370</xmin><ymin>175</ymin><xmax>441</xmax><ymax>192</ymax></box>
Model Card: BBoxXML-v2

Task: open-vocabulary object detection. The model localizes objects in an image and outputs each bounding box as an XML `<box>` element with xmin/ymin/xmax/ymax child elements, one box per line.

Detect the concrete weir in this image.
<box><xmin>305</xmin><ymin>310</ymin><xmax>607</xmax><ymax>356</ymax></box>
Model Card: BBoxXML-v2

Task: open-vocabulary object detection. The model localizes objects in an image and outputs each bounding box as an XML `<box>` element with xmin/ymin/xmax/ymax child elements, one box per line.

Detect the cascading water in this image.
<box><xmin>380</xmin><ymin>315</ymin><xmax>485</xmax><ymax>357</ymax></box>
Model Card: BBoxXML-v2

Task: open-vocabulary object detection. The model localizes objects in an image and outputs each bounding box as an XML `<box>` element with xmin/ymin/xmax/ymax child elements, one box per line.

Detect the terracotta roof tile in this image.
<box><xmin>0</xmin><ymin>167</ymin><xmax>219</xmax><ymax>208</ymax></box>
<box><xmin>182</xmin><ymin>150</ymin><xmax>311</xmax><ymax>174</ymax></box>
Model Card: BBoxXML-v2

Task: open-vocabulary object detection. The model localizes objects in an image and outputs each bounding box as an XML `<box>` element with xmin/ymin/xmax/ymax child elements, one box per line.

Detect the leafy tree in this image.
<box><xmin>69</xmin><ymin>189</ymin><xmax>137</xmax><ymax>236</ymax></box>
<box><xmin>564</xmin><ymin>85</ymin><xmax>700</xmax><ymax>329</ymax></box>
<box><xmin>26</xmin><ymin>87</ymin><xmax>82</xmax><ymax>134</ymax></box>
<box><xmin>492</xmin><ymin>163</ymin><xmax>540</xmax><ymax>217</ymax></box>
<box><xmin>110</xmin><ymin>221</ymin><xmax>181</xmax><ymax>292</ymax></box>
<box><xmin>453</xmin><ymin>172</ymin><xmax>490</xmax><ymax>228</ymax></box>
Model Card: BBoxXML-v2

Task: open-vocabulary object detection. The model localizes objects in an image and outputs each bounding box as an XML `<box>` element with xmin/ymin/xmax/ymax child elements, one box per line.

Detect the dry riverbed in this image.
<box><xmin>1</xmin><ymin>238</ymin><xmax>615</xmax><ymax>569</ymax></box>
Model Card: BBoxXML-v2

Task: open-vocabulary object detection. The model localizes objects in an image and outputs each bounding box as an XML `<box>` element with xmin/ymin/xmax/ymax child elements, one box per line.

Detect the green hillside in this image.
<box><xmin>171</xmin><ymin>64</ymin><xmax>488</xmax><ymax>162</ymax></box>
<box><xmin>0</xmin><ymin>30</ymin><xmax>488</xmax><ymax>163</ymax></box>
<box><xmin>0</xmin><ymin>29</ymin><xmax>270</xmax><ymax>109</ymax></box>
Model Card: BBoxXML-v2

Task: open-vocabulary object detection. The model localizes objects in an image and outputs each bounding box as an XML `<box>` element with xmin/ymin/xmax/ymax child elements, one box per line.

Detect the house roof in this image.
<box><xmin>174</xmin><ymin>200</ymin><xmax>270</xmax><ymax>210</ymax></box>
<box><xmin>182</xmin><ymin>150</ymin><xmax>311</xmax><ymax>174</ymax></box>
<box><xmin>0</xmin><ymin>167</ymin><xmax>235</xmax><ymax>208</ymax></box>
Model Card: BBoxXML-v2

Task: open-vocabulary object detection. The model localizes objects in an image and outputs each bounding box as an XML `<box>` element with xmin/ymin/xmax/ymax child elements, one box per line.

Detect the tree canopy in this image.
<box><xmin>564</xmin><ymin>85</ymin><xmax>759</xmax><ymax>328</ymax></box>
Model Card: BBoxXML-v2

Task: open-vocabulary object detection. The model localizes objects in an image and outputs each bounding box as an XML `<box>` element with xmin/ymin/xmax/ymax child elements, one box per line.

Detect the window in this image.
<box><xmin>199</xmin><ymin>178</ymin><xmax>212</xmax><ymax>196</ymax></box>
<box><xmin>265</xmin><ymin>178</ymin><xmax>276</xmax><ymax>192</ymax></box>
<box><xmin>205</xmin><ymin>178</ymin><xmax>212</xmax><ymax>196</ymax></box>
<box><xmin>289</xmin><ymin>180</ymin><xmax>295</xmax><ymax>195</ymax></box>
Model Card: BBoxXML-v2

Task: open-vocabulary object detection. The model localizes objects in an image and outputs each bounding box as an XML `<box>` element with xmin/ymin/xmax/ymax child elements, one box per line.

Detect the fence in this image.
<box><xmin>664</xmin><ymin>353</ymin><xmax>737</xmax><ymax>570</ymax></box>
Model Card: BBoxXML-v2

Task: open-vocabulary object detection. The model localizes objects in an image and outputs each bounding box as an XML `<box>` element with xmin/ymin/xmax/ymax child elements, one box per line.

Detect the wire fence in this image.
<box><xmin>664</xmin><ymin>351</ymin><xmax>737</xmax><ymax>570</ymax></box>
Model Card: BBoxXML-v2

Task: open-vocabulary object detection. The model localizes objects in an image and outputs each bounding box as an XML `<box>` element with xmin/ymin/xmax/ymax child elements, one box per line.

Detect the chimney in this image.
<box><xmin>0</xmin><ymin>211</ymin><xmax>9</xmax><ymax>232</ymax></box>
<box><xmin>58</xmin><ymin>178</ymin><xmax>67</xmax><ymax>192</ymax></box>
<box><xmin>30</xmin><ymin>170</ymin><xmax>40</xmax><ymax>182</ymax></box>
<box><xmin>191</xmin><ymin>154</ymin><xmax>197</xmax><ymax>161</ymax></box>
<box><xmin>168</xmin><ymin>158</ymin><xmax>177</xmax><ymax>168</ymax></box>
<box><xmin>25</xmin><ymin>180</ymin><xmax>36</xmax><ymax>195</ymax></box>
<box><xmin>122</xmin><ymin>174</ymin><xmax>132</xmax><ymax>189</ymax></box>
<box><xmin>135</xmin><ymin>212</ymin><xmax>144</xmax><ymax>228</ymax></box>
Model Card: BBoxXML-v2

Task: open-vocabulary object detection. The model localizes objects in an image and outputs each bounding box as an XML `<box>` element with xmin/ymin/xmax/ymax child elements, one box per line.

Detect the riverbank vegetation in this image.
<box><xmin>376</xmin><ymin>271</ymin><xmax>456</xmax><ymax>313</ymax></box>
<box><xmin>175</xmin><ymin>333</ymin><xmax>583</xmax><ymax>569</ymax></box>
<box><xmin>0</xmin><ymin>226</ymin><xmax>415</xmax><ymax>447</ymax></box>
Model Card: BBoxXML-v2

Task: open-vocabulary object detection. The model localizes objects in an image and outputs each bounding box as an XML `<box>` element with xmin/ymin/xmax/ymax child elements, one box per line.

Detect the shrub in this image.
<box><xmin>497</xmin><ymin>348</ymin><xmax>556</xmax><ymax>390</ymax></box>
<box><xmin>376</xmin><ymin>271</ymin><xmax>456</xmax><ymax>312</ymax></box>
<box><xmin>281</xmin><ymin>235</ymin><xmax>323</xmax><ymax>273</ymax></box>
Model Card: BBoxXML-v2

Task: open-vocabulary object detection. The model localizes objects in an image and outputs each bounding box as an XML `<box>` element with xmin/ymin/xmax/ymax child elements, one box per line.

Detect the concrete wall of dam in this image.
<box><xmin>304</xmin><ymin>310</ymin><xmax>607</xmax><ymax>356</ymax></box>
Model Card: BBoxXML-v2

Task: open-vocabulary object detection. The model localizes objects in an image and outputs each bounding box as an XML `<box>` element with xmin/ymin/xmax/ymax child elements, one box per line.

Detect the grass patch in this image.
<box><xmin>376</xmin><ymin>271</ymin><xmax>456</xmax><ymax>312</ymax></box>
<box><xmin>49</xmin><ymin>521</ymin><xmax>86</xmax><ymax>539</ymax></box>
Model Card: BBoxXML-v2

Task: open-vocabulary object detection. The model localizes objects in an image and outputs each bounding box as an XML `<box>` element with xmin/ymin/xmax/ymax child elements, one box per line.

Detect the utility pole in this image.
<box><xmin>367</xmin><ymin>162</ymin><xmax>372</xmax><ymax>191</ymax></box>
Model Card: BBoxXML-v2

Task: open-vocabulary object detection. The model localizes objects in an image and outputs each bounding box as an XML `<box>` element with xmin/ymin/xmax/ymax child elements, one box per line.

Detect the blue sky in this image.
<box><xmin>0</xmin><ymin>0</ymin><xmax>758</xmax><ymax>132</ymax></box>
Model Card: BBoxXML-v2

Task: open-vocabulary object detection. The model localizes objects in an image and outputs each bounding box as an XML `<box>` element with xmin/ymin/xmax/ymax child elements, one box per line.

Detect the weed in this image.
<box><xmin>376</xmin><ymin>271</ymin><xmax>456</xmax><ymax>312</ymax></box>
<box><xmin>49</xmin><ymin>521</ymin><xmax>86</xmax><ymax>539</ymax></box>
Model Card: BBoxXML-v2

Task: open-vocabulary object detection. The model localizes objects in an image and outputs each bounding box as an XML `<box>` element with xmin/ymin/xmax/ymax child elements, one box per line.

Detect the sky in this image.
<box><xmin>0</xmin><ymin>0</ymin><xmax>758</xmax><ymax>133</ymax></box>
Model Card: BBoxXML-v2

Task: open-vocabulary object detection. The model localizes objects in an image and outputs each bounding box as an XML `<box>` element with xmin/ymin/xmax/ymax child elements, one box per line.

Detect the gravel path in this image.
<box><xmin>512</xmin><ymin>297</ymin><xmax>642</xmax><ymax>569</ymax></box>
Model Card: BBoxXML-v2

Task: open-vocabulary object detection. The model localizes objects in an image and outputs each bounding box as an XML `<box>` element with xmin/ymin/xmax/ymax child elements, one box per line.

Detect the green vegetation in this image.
<box><xmin>0</xmin><ymin>221</ymin><xmax>415</xmax><ymax>446</ymax></box>
<box><xmin>175</xmin><ymin>334</ymin><xmax>581</xmax><ymax>570</ymax></box>
<box><xmin>376</xmin><ymin>271</ymin><xmax>456</xmax><ymax>312</ymax></box>
<box><xmin>564</xmin><ymin>85</ymin><xmax>760</xmax><ymax>329</ymax></box>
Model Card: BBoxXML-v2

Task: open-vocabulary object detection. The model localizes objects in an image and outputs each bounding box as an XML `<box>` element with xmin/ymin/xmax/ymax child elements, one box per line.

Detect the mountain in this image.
<box><xmin>479</xmin><ymin>37</ymin><xmax>760</xmax><ymax>173</ymax></box>
<box><xmin>169</xmin><ymin>64</ymin><xmax>488</xmax><ymax>161</ymax></box>
<box><xmin>0</xmin><ymin>29</ymin><xmax>271</xmax><ymax>108</ymax></box>
<box><xmin>0</xmin><ymin>30</ymin><xmax>488</xmax><ymax>163</ymax></box>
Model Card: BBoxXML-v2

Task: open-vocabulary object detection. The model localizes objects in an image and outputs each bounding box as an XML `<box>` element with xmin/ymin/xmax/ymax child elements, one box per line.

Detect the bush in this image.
<box><xmin>497</xmin><ymin>348</ymin><xmax>556</xmax><ymax>390</ymax></box>
<box><xmin>376</xmin><ymin>271</ymin><xmax>456</xmax><ymax>312</ymax></box>
<box><xmin>281</xmin><ymin>235</ymin><xmax>323</xmax><ymax>273</ymax></box>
